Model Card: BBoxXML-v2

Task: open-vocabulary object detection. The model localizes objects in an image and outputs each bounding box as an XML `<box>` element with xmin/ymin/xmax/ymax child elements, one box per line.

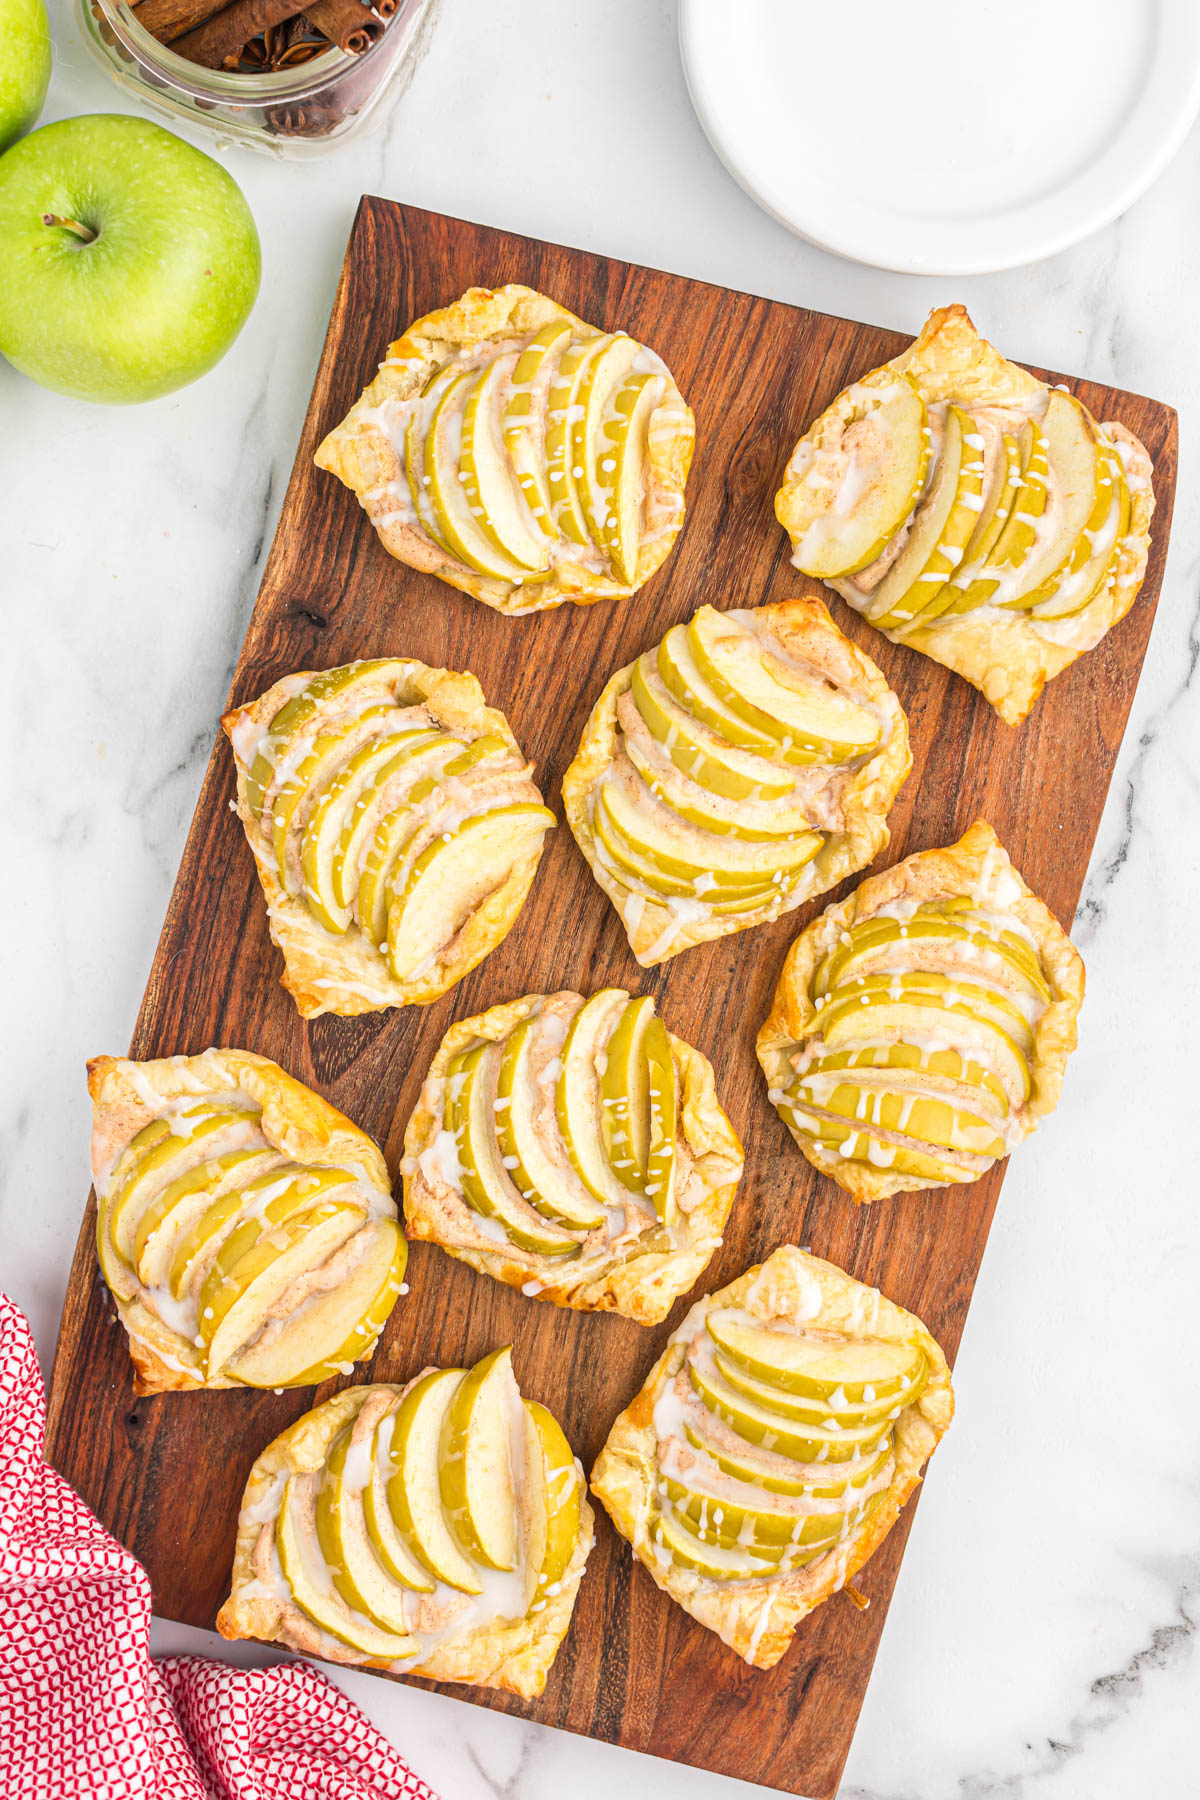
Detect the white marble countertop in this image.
<box><xmin>6</xmin><ymin>3</ymin><xmax>1199</xmax><ymax>1796</ymax></box>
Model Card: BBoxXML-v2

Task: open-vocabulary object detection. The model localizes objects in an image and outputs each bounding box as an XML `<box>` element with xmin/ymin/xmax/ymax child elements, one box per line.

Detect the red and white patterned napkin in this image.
<box><xmin>0</xmin><ymin>1292</ymin><xmax>439</xmax><ymax>1800</ymax></box>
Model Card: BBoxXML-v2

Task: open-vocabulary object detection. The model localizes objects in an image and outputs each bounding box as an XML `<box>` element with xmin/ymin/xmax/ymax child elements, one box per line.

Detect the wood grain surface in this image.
<box><xmin>45</xmin><ymin>198</ymin><xmax>1178</xmax><ymax>1798</ymax></box>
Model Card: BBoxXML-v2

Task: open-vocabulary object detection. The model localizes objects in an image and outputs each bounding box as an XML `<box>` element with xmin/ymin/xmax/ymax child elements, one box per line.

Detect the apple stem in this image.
<box><xmin>41</xmin><ymin>214</ymin><xmax>98</xmax><ymax>245</ymax></box>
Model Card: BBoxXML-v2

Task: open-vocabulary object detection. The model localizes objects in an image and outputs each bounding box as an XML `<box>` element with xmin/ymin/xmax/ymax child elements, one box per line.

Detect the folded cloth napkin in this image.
<box><xmin>0</xmin><ymin>1292</ymin><xmax>439</xmax><ymax>1800</ymax></box>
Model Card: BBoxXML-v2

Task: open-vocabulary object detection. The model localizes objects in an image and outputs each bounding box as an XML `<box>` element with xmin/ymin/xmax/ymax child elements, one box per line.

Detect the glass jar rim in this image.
<box><xmin>92</xmin><ymin>0</ymin><xmax>396</xmax><ymax>100</ymax></box>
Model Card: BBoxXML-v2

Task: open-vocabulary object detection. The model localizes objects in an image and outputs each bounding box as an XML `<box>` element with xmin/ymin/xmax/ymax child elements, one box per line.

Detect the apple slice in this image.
<box><xmin>447</xmin><ymin>1044</ymin><xmax>582</xmax><ymax>1258</ymax></box>
<box><xmin>790</xmin><ymin>379</ymin><xmax>931</xmax><ymax>578</ymax></box>
<box><xmin>661</xmin><ymin>1472</ymin><xmax>855</xmax><ymax>1552</ymax></box>
<box><xmin>687</xmin><ymin>606</ymin><xmax>881</xmax><ymax>759</ymax></box>
<box><xmin>165</xmin><ymin>1162</ymin><xmax>322</xmax><ymax>1302</ymax></box>
<box><xmin>555</xmin><ymin>989</ymin><xmax>637</xmax><ymax>1210</ymax></box>
<box><xmin>316</xmin><ymin>1422</ymin><xmax>414</xmax><ymax>1633</ymax></box>
<box><xmin>598</xmin><ymin>996</ymin><xmax>655</xmax><ymax>1200</ymax></box>
<box><xmin>223</xmin><ymin>1217</ymin><xmax>405</xmax><ymax>1388</ymax></box>
<box><xmin>425</xmin><ymin>369</ymin><xmax>530</xmax><ymax>581</ymax></box>
<box><xmin>1006</xmin><ymin>431</ymin><xmax>1127</xmax><ymax>616</ymax></box>
<box><xmin>791</xmin><ymin>1078</ymin><xmax>1006</xmax><ymax>1159</ymax></box>
<box><xmin>629</xmin><ymin>655</ymin><xmax>793</xmax><ymax>801</ymax></box>
<box><xmin>682</xmin><ymin>1412</ymin><xmax>893</xmax><ymax>1499</ymax></box>
<box><xmin>360</xmin><ymin>1404</ymin><xmax>436</xmax><ymax>1592</ymax></box>
<box><xmin>131</xmin><ymin>1147</ymin><xmax>277</xmax><ymax>1288</ymax></box>
<box><xmin>244</xmin><ymin>662</ymin><xmax>393</xmax><ymax>823</ymax></box>
<box><xmin>643</xmin><ymin>1016</ymin><xmax>678</xmax><ymax>1226</ymax></box>
<box><xmin>334</xmin><ymin>734</ymin><xmax>463</xmax><ymax>927</ymax></box>
<box><xmin>866</xmin><ymin>407</ymin><xmax>986</xmax><ymax>630</ymax></box>
<box><xmin>597</xmin><ymin>776</ymin><xmax>822</xmax><ymax>885</ymax></box>
<box><xmin>590</xmin><ymin>371</ymin><xmax>661</xmax><ymax>583</ymax></box>
<box><xmin>200</xmin><ymin>1197</ymin><xmax>364</xmax><ymax>1378</ymax></box>
<box><xmin>385</xmin><ymin>803</ymin><xmax>555</xmax><ymax>984</ymax></box>
<box><xmin>815</xmin><ymin>970</ymin><xmax>1034</xmax><ymax>1052</ymax></box>
<box><xmin>999</xmin><ymin>392</ymin><xmax>1100</xmax><ymax>606</ymax></box>
<box><xmin>385</xmin><ymin>1367</ymin><xmax>482</xmax><ymax>1592</ymax></box>
<box><xmin>774</xmin><ymin>1094</ymin><xmax>976</xmax><ymax>1185</ymax></box>
<box><xmin>545</xmin><ymin>336</ymin><xmax>611</xmax><ymax>546</ymax></box>
<box><xmin>300</xmin><ymin>729</ymin><xmax>447</xmax><ymax>934</ymax></box>
<box><xmin>705</xmin><ymin>1308</ymin><xmax>926</xmax><ymax>1400</ymax></box>
<box><xmin>571</xmin><ymin>332</ymin><xmax>639</xmax><ymax>548</ymax></box>
<box><xmin>107</xmin><ymin>1104</ymin><xmax>256</xmax><ymax>1261</ymax></box>
<box><xmin>710</xmin><ymin>1347</ymin><xmax>918</xmax><ymax>1430</ymax></box>
<box><xmin>524</xmin><ymin>1400</ymin><xmax>582</xmax><ymax>1601</ymax></box>
<box><xmin>269</xmin><ymin>703</ymin><xmax>395</xmax><ymax>893</ymax></box>
<box><xmin>950</xmin><ymin>415</ymin><xmax>1051</xmax><ymax>610</ymax></box>
<box><xmin>495</xmin><ymin>1016</ymin><xmax>606</xmax><ymax>1231</ymax></box>
<box><xmin>460</xmin><ymin>355</ymin><xmax>551</xmax><ymax>574</ymax></box>
<box><xmin>621</xmin><ymin>730</ymin><xmax>812</xmax><ymax>841</ymax></box>
<box><xmin>649</xmin><ymin>1500</ymin><xmax>815</xmax><ymax>1581</ymax></box>
<box><xmin>438</xmin><ymin>1346</ymin><xmax>521</xmax><ymax>1571</ymax></box>
<box><xmin>502</xmin><ymin>320</ymin><xmax>573</xmax><ymax>538</ymax></box>
<box><xmin>812</xmin><ymin>909</ymin><xmax>1049</xmax><ymax>1002</ymax></box>
<box><xmin>812</xmin><ymin>1000</ymin><xmax>1032</xmax><ymax>1105</ymax></box>
<box><xmin>403</xmin><ymin>365</ymin><xmax>458</xmax><ymax>555</ymax></box>
<box><xmin>800</xmin><ymin>1041</ymin><xmax>1010</xmax><ymax>1118</ymax></box>
<box><xmin>277</xmin><ymin>1474</ymin><xmax>418</xmax><ymax>1660</ymax></box>
<box><xmin>687</xmin><ymin>1352</ymin><xmax>891</xmax><ymax>1462</ymax></box>
<box><xmin>927</xmin><ymin>429</ymin><xmax>1021</xmax><ymax>621</ymax></box>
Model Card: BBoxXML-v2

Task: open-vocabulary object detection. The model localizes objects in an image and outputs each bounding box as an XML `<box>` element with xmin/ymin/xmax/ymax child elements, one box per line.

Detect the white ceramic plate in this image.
<box><xmin>679</xmin><ymin>0</ymin><xmax>1200</xmax><ymax>274</ymax></box>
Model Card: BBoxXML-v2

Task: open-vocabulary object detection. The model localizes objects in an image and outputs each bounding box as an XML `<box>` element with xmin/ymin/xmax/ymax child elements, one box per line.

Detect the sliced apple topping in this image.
<box><xmin>641</xmin><ymin>1301</ymin><xmax>928</xmax><ymax>1584</ymax></box>
<box><xmin>786</xmin><ymin>378</ymin><xmax>931</xmax><ymax>579</ymax></box>
<box><xmin>429</xmin><ymin>991</ymin><xmax>690</xmax><ymax>1261</ymax></box>
<box><xmin>230</xmin><ymin>659</ymin><xmax>554</xmax><ymax>998</ymax></box>
<box><xmin>240</xmin><ymin>1353</ymin><xmax>586</xmax><ymax>1673</ymax></box>
<box><xmin>92</xmin><ymin>1068</ymin><xmax>407</xmax><ymax>1390</ymax></box>
<box><xmin>765</xmin><ymin>863</ymin><xmax>1058</xmax><ymax>1187</ymax></box>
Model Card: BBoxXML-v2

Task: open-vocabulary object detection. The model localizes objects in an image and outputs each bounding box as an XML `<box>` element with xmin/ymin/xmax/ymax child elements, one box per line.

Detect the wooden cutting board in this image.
<box><xmin>45</xmin><ymin>198</ymin><xmax>1178</xmax><ymax>1799</ymax></box>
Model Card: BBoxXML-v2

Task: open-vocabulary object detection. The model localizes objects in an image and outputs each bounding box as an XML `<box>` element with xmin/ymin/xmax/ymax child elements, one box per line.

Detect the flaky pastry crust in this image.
<box><xmin>561</xmin><ymin>597</ymin><xmax>911</xmax><ymax>965</ymax></box>
<box><xmin>590</xmin><ymin>1245</ymin><xmax>953</xmax><ymax>1668</ymax></box>
<box><xmin>222</xmin><ymin>658</ymin><xmax>549</xmax><ymax>1019</ymax></box>
<box><xmin>87</xmin><ymin>1048</ymin><xmax>392</xmax><ymax>1395</ymax></box>
<box><xmin>777</xmin><ymin>305</ymin><xmax>1155</xmax><ymax>726</ymax></box>
<box><xmin>402</xmin><ymin>993</ymin><xmax>744</xmax><ymax>1325</ymax></box>
<box><xmin>314</xmin><ymin>284</ymin><xmax>694</xmax><ymax>615</ymax></box>
<box><xmin>217</xmin><ymin>1380</ymin><xmax>595</xmax><ymax>1698</ymax></box>
<box><xmin>756</xmin><ymin>819</ymin><xmax>1086</xmax><ymax>1202</ymax></box>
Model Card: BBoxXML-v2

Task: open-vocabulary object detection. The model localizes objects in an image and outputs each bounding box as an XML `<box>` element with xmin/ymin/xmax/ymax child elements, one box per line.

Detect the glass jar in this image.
<box><xmin>76</xmin><ymin>0</ymin><xmax>441</xmax><ymax>156</ymax></box>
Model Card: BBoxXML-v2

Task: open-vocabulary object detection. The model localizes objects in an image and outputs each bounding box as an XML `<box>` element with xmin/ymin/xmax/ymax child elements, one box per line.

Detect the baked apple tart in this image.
<box><xmin>315</xmin><ymin>284</ymin><xmax>694</xmax><ymax>614</ymax></box>
<box><xmin>562</xmin><ymin>598</ymin><xmax>910</xmax><ymax>965</ymax></box>
<box><xmin>223</xmin><ymin>657</ymin><xmax>554</xmax><ymax>1018</ymax></box>
<box><xmin>217</xmin><ymin>1347</ymin><xmax>592</xmax><ymax>1698</ymax></box>
<box><xmin>776</xmin><ymin>305</ymin><xmax>1155</xmax><ymax>725</ymax></box>
<box><xmin>757</xmin><ymin>820</ymin><xmax>1085</xmax><ymax>1202</ymax></box>
<box><xmin>403</xmin><ymin>989</ymin><xmax>744</xmax><ymax>1325</ymax></box>
<box><xmin>591</xmin><ymin>1244</ymin><xmax>952</xmax><ymax>1668</ymax></box>
<box><xmin>88</xmin><ymin>1049</ymin><xmax>405</xmax><ymax>1394</ymax></box>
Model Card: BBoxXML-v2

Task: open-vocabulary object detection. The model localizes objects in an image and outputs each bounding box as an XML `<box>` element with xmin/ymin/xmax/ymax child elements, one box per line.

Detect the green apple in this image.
<box><xmin>545</xmin><ymin>336</ymin><xmax>607</xmax><ymax>545</ymax></box>
<box><xmin>661</xmin><ymin>1472</ymin><xmax>856</xmax><ymax>1553</ymax></box>
<box><xmin>525</xmin><ymin>1401</ymin><xmax>581</xmax><ymax>1599</ymax></box>
<box><xmin>300</xmin><ymin>729</ymin><xmax>445</xmax><ymax>934</ymax></box>
<box><xmin>460</xmin><ymin>354</ymin><xmax>549</xmax><ymax>573</ymax></box>
<box><xmin>773</xmin><ymin>1093</ymin><xmax>975</xmax><ymax>1184</ymax></box>
<box><xmin>224</xmin><ymin>1217</ymin><xmax>406</xmax><ymax>1388</ymax></box>
<box><xmin>245</xmin><ymin>661</ymin><xmax>392</xmax><ymax>822</ymax></box>
<box><xmin>438</xmin><ymin>1347</ymin><xmax>521</xmax><ymax>1571</ymax></box>
<box><xmin>642</xmin><ymin>1016</ymin><xmax>678</xmax><ymax>1225</ymax></box>
<box><xmin>598</xmin><ymin>995</ymin><xmax>656</xmax><ymax>1201</ymax></box>
<box><xmin>1005</xmin><ymin>429</ymin><xmax>1126</xmax><ymax>616</ymax></box>
<box><xmin>277</xmin><ymin>1474</ymin><xmax>417</xmax><ymax>1660</ymax></box>
<box><xmin>812</xmin><ymin>911</ymin><xmax>1049</xmax><ymax>1004</ymax></box>
<box><xmin>0</xmin><ymin>115</ymin><xmax>260</xmax><ymax>404</ymax></box>
<box><xmin>704</xmin><ymin>1308</ymin><xmax>925</xmax><ymax>1401</ymax></box>
<box><xmin>867</xmin><ymin>407</ymin><xmax>985</xmax><ymax>630</ymax></box>
<box><xmin>930</xmin><ymin>428</ymin><xmax>1021</xmax><ymax>619</ymax></box>
<box><xmin>788</xmin><ymin>1078</ymin><xmax>1005</xmax><ymax>1160</ymax></box>
<box><xmin>687</xmin><ymin>1352</ymin><xmax>891</xmax><ymax>1463</ymax></box>
<box><xmin>446</xmin><ymin>1044</ymin><xmax>581</xmax><ymax>1258</ymax></box>
<box><xmin>555</xmin><ymin>990</ymin><xmax>635</xmax><ymax>1210</ymax></box>
<box><xmin>710</xmin><ymin>1347</ymin><xmax>915</xmax><ymax>1430</ymax></box>
<box><xmin>502</xmin><ymin>320</ymin><xmax>572</xmax><ymax>537</ymax></box>
<box><xmin>404</xmin><ymin>366</ymin><xmax>456</xmax><ymax>554</ymax></box>
<box><xmin>687</xmin><ymin>607</ymin><xmax>882</xmax><ymax>760</ymax></box>
<box><xmin>385</xmin><ymin>803</ymin><xmax>555</xmax><ymax>983</ymax></box>
<box><xmin>596</xmin><ymin>776</ymin><xmax>821</xmax><ymax>888</ymax></box>
<box><xmin>316</xmin><ymin>1424</ymin><xmax>414</xmax><ymax>1633</ymax></box>
<box><xmin>132</xmin><ymin>1146</ymin><xmax>274</xmax><ymax>1288</ymax></box>
<box><xmin>798</xmin><ymin>1041</ymin><xmax>1010</xmax><ymax>1117</ymax></box>
<box><xmin>814</xmin><ymin>969</ymin><xmax>1034</xmax><ymax>1051</ymax></box>
<box><xmin>495</xmin><ymin>1016</ymin><xmax>606</xmax><ymax>1230</ymax></box>
<box><xmin>385</xmin><ymin>1367</ymin><xmax>482</xmax><ymax>1592</ymax></box>
<box><xmin>789</xmin><ymin>377</ymin><xmax>930</xmax><ymax>578</ymax></box>
<box><xmin>621</xmin><ymin>730</ymin><xmax>811</xmax><ymax>841</ymax></box>
<box><xmin>1000</xmin><ymin>392</ymin><xmax>1100</xmax><ymax>606</ymax></box>
<box><xmin>0</xmin><ymin>0</ymin><xmax>50</xmax><ymax>153</ymax></box>
<box><xmin>571</xmin><ymin>332</ymin><xmax>638</xmax><ymax>551</ymax></box>
<box><xmin>269</xmin><ymin>704</ymin><xmax>394</xmax><ymax>892</ymax></box>
<box><xmin>649</xmin><ymin>1501</ymin><xmax>818</xmax><ymax>1581</ymax></box>
<box><xmin>107</xmin><ymin>1103</ymin><xmax>253</xmax><ymax>1260</ymax></box>
<box><xmin>629</xmin><ymin>655</ymin><xmax>793</xmax><ymax>802</ymax></box>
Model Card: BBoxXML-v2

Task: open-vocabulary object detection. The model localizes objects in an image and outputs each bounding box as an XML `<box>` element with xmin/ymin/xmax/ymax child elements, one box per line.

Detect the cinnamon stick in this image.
<box><xmin>172</xmin><ymin>0</ymin><xmax>302</xmax><ymax>66</ymax></box>
<box><xmin>304</xmin><ymin>0</ymin><xmax>380</xmax><ymax>54</ymax></box>
<box><xmin>130</xmin><ymin>0</ymin><xmax>229</xmax><ymax>44</ymax></box>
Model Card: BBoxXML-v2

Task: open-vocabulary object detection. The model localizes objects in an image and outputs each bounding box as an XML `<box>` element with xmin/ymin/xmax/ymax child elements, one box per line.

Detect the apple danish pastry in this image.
<box><xmin>562</xmin><ymin>598</ymin><xmax>910</xmax><ymax>965</ymax></box>
<box><xmin>776</xmin><ymin>305</ymin><xmax>1155</xmax><ymax>726</ymax></box>
<box><xmin>757</xmin><ymin>820</ymin><xmax>1085</xmax><ymax>1201</ymax></box>
<box><xmin>591</xmin><ymin>1244</ymin><xmax>952</xmax><ymax>1668</ymax></box>
<box><xmin>315</xmin><ymin>284</ymin><xmax>694</xmax><ymax>614</ymax></box>
<box><xmin>217</xmin><ymin>1348</ymin><xmax>593</xmax><ymax>1698</ymax></box>
<box><xmin>88</xmin><ymin>1049</ymin><xmax>405</xmax><ymax>1394</ymax></box>
<box><xmin>402</xmin><ymin>989</ymin><xmax>744</xmax><ymax>1325</ymax></box>
<box><xmin>223</xmin><ymin>657</ymin><xmax>555</xmax><ymax>1017</ymax></box>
